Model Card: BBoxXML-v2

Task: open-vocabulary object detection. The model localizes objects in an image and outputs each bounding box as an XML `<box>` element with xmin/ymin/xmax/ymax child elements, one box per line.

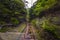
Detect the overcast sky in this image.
<box><xmin>25</xmin><ymin>0</ymin><xmax>37</xmax><ymax>8</ymax></box>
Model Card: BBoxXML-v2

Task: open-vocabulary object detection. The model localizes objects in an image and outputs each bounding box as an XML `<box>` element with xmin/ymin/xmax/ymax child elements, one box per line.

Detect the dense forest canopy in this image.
<box><xmin>0</xmin><ymin>0</ymin><xmax>26</xmax><ymax>25</ymax></box>
<box><xmin>30</xmin><ymin>0</ymin><xmax>60</xmax><ymax>40</ymax></box>
<box><xmin>30</xmin><ymin>0</ymin><xmax>58</xmax><ymax>17</ymax></box>
<box><xmin>0</xmin><ymin>0</ymin><xmax>60</xmax><ymax>40</ymax></box>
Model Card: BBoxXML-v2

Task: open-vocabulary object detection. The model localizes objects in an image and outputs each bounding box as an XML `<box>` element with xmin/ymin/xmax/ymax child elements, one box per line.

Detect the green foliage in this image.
<box><xmin>42</xmin><ymin>18</ymin><xmax>56</xmax><ymax>31</ymax></box>
<box><xmin>30</xmin><ymin>0</ymin><xmax>57</xmax><ymax>16</ymax></box>
<box><xmin>30</xmin><ymin>0</ymin><xmax>60</xmax><ymax>40</ymax></box>
<box><xmin>0</xmin><ymin>0</ymin><xmax>26</xmax><ymax>25</ymax></box>
<box><xmin>41</xmin><ymin>16</ymin><xmax>60</xmax><ymax>39</ymax></box>
<box><xmin>31</xmin><ymin>19</ymin><xmax>37</xmax><ymax>26</ymax></box>
<box><xmin>0</xmin><ymin>27</ymin><xmax>9</xmax><ymax>32</ymax></box>
<box><xmin>0</xmin><ymin>21</ymin><xmax>6</xmax><ymax>25</ymax></box>
<box><xmin>51</xmin><ymin>17</ymin><xmax>60</xmax><ymax>22</ymax></box>
<box><xmin>31</xmin><ymin>16</ymin><xmax>60</xmax><ymax>39</ymax></box>
<box><xmin>11</xmin><ymin>18</ymin><xmax>19</xmax><ymax>25</ymax></box>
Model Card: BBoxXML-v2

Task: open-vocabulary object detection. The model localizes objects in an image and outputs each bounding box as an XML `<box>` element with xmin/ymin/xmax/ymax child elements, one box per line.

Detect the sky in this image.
<box><xmin>25</xmin><ymin>0</ymin><xmax>37</xmax><ymax>8</ymax></box>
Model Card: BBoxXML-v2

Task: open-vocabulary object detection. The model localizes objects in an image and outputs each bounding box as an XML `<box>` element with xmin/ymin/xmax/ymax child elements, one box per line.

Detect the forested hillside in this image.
<box><xmin>30</xmin><ymin>0</ymin><xmax>60</xmax><ymax>40</ymax></box>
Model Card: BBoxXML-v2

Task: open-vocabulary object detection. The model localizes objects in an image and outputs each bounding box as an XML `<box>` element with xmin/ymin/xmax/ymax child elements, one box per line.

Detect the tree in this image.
<box><xmin>0</xmin><ymin>0</ymin><xmax>26</xmax><ymax>26</ymax></box>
